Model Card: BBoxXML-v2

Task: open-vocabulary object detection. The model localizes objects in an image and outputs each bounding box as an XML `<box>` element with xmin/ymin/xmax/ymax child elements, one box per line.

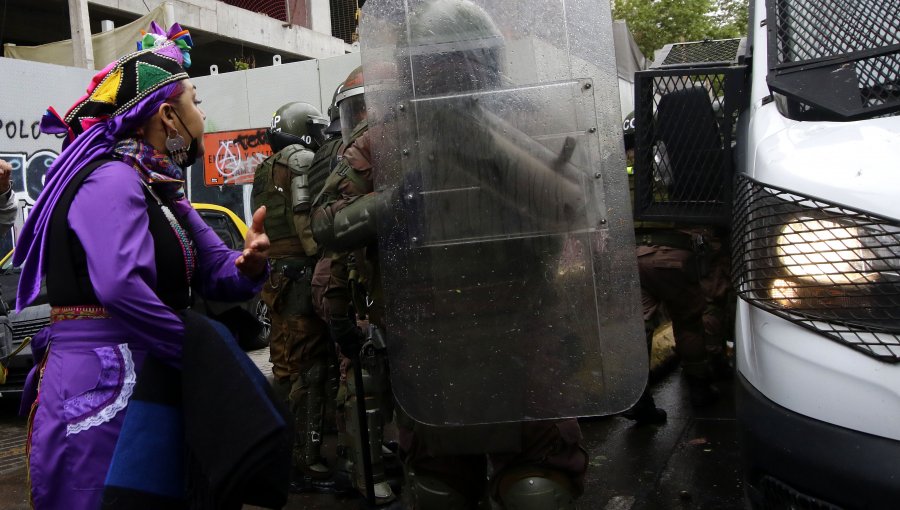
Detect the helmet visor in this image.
<box><xmin>339</xmin><ymin>93</ymin><xmax>367</xmax><ymax>146</ymax></box>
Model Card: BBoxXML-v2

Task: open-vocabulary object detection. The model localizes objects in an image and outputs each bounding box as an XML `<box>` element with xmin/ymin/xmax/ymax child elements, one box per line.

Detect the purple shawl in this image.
<box><xmin>13</xmin><ymin>83</ymin><xmax>183</xmax><ymax>311</ymax></box>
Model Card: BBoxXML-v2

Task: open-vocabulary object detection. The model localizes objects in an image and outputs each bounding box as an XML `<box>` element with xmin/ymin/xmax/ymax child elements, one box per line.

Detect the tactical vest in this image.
<box><xmin>308</xmin><ymin>136</ymin><xmax>343</xmax><ymax>201</ymax></box>
<box><xmin>252</xmin><ymin>144</ymin><xmax>309</xmax><ymax>243</ymax></box>
<box><xmin>313</xmin><ymin>120</ymin><xmax>371</xmax><ymax>211</ymax></box>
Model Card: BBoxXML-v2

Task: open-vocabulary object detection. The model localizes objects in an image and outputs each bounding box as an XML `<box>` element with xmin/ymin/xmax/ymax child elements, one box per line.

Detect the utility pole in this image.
<box><xmin>68</xmin><ymin>0</ymin><xmax>94</xmax><ymax>69</ymax></box>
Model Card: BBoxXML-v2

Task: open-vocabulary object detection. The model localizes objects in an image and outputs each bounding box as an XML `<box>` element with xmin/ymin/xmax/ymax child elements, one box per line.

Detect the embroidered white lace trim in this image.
<box><xmin>66</xmin><ymin>343</ymin><xmax>137</xmax><ymax>436</ymax></box>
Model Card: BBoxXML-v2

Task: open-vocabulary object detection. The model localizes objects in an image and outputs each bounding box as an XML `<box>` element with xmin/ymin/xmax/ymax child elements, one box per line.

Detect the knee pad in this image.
<box><xmin>495</xmin><ymin>468</ymin><xmax>576</xmax><ymax>510</ymax></box>
<box><xmin>404</xmin><ymin>469</ymin><xmax>473</xmax><ymax>510</ymax></box>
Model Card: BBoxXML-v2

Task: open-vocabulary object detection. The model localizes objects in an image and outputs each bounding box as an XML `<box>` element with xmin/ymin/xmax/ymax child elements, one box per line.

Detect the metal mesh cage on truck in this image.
<box><xmin>766</xmin><ymin>0</ymin><xmax>900</xmax><ymax>121</ymax></box>
<box><xmin>732</xmin><ymin>174</ymin><xmax>900</xmax><ymax>363</ymax></box>
<box><xmin>655</xmin><ymin>38</ymin><xmax>746</xmax><ymax>68</ymax></box>
<box><xmin>632</xmin><ymin>39</ymin><xmax>747</xmax><ymax>226</ymax></box>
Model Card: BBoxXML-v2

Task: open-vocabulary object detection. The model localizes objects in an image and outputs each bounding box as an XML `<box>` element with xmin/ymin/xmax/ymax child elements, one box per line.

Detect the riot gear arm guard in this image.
<box><xmin>287</xmin><ymin>149</ymin><xmax>316</xmax><ymax>213</ymax></box>
<box><xmin>312</xmin><ymin>192</ymin><xmax>382</xmax><ymax>251</ymax></box>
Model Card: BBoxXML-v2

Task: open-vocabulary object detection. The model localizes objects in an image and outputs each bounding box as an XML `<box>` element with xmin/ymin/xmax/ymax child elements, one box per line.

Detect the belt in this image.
<box><xmin>50</xmin><ymin>305</ymin><xmax>111</xmax><ymax>323</ymax></box>
<box><xmin>634</xmin><ymin>230</ymin><xmax>694</xmax><ymax>251</ymax></box>
<box><xmin>272</xmin><ymin>256</ymin><xmax>316</xmax><ymax>268</ymax></box>
<box><xmin>273</xmin><ymin>257</ymin><xmax>316</xmax><ymax>279</ymax></box>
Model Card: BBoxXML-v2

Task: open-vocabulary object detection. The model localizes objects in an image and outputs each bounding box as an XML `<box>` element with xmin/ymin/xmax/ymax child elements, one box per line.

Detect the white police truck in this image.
<box><xmin>632</xmin><ymin>0</ymin><xmax>900</xmax><ymax>507</ymax></box>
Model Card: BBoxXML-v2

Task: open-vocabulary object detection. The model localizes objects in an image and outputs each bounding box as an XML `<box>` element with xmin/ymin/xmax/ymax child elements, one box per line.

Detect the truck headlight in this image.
<box><xmin>775</xmin><ymin>218</ymin><xmax>877</xmax><ymax>285</ymax></box>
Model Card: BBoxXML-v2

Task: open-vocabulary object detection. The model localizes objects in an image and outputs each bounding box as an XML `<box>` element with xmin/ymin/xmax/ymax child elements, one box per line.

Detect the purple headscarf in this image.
<box><xmin>13</xmin><ymin>82</ymin><xmax>183</xmax><ymax>310</ymax></box>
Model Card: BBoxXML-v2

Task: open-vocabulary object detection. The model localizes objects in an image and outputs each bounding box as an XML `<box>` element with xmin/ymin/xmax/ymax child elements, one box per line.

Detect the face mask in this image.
<box><xmin>170</xmin><ymin>108</ymin><xmax>200</xmax><ymax>169</ymax></box>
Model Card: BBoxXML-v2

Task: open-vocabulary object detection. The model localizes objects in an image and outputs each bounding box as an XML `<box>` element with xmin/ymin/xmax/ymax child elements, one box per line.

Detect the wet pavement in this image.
<box><xmin>0</xmin><ymin>353</ymin><xmax>743</xmax><ymax>509</ymax></box>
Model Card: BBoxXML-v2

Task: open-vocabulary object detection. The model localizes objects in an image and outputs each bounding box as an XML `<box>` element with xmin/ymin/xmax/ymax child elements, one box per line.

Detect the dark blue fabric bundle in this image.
<box><xmin>101</xmin><ymin>311</ymin><xmax>291</xmax><ymax>509</ymax></box>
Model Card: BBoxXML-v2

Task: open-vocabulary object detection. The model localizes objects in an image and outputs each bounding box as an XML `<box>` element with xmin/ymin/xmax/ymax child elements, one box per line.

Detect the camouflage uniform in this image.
<box><xmin>627</xmin><ymin>165</ymin><xmax>717</xmax><ymax>407</ymax></box>
<box><xmin>688</xmin><ymin>225</ymin><xmax>735</xmax><ymax>372</ymax></box>
<box><xmin>307</xmin><ymin>133</ymin><xmax>345</xmax><ymax>429</ymax></box>
<box><xmin>252</xmin><ymin>143</ymin><xmax>331</xmax><ymax>478</ymax></box>
<box><xmin>310</xmin><ymin>120</ymin><xmax>398</xmax><ymax>503</ymax></box>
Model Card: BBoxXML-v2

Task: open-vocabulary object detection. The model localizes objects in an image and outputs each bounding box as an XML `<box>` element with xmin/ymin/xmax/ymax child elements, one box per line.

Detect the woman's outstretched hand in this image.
<box><xmin>236</xmin><ymin>206</ymin><xmax>270</xmax><ymax>279</ymax></box>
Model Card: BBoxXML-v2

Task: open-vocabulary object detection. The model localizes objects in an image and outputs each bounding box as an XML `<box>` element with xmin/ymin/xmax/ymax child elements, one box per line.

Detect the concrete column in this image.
<box><xmin>164</xmin><ymin>1</ymin><xmax>176</xmax><ymax>26</ymax></box>
<box><xmin>309</xmin><ymin>0</ymin><xmax>333</xmax><ymax>37</ymax></box>
<box><xmin>68</xmin><ymin>0</ymin><xmax>94</xmax><ymax>69</ymax></box>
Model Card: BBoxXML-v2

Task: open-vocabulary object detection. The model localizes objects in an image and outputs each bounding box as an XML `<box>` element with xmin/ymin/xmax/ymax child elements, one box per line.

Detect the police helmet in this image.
<box><xmin>335</xmin><ymin>66</ymin><xmax>366</xmax><ymax>146</ymax></box>
<box><xmin>400</xmin><ymin>0</ymin><xmax>505</xmax><ymax>96</ymax></box>
<box><xmin>267</xmin><ymin>102</ymin><xmax>329</xmax><ymax>153</ymax></box>
<box><xmin>325</xmin><ymin>83</ymin><xmax>343</xmax><ymax>136</ymax></box>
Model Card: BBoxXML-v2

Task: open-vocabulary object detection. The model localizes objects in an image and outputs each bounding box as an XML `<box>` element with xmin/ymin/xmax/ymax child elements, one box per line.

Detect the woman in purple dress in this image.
<box><xmin>13</xmin><ymin>23</ymin><xmax>271</xmax><ymax>509</ymax></box>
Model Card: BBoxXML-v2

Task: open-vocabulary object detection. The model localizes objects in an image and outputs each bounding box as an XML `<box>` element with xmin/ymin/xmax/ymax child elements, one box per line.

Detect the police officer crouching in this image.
<box><xmin>251</xmin><ymin>102</ymin><xmax>338</xmax><ymax>491</ymax></box>
<box><xmin>622</xmin><ymin>111</ymin><xmax>720</xmax><ymax>426</ymax></box>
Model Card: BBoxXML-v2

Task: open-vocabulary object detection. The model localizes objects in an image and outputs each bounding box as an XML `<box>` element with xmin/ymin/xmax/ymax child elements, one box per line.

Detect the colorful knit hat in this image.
<box><xmin>41</xmin><ymin>21</ymin><xmax>194</xmax><ymax>142</ymax></box>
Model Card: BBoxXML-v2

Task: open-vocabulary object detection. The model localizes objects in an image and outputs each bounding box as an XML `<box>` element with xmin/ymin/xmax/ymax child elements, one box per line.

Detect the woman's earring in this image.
<box><xmin>166</xmin><ymin>129</ymin><xmax>188</xmax><ymax>165</ymax></box>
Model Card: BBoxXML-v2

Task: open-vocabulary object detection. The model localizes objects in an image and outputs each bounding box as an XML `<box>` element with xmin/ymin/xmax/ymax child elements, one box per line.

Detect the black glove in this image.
<box><xmin>329</xmin><ymin>316</ymin><xmax>364</xmax><ymax>360</ymax></box>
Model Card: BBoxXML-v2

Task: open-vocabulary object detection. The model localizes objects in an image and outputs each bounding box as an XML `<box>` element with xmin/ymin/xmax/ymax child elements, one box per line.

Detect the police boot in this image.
<box><xmin>621</xmin><ymin>389</ymin><xmax>667</xmax><ymax>425</ymax></box>
<box><xmin>682</xmin><ymin>361</ymin><xmax>720</xmax><ymax>408</ymax></box>
<box><xmin>346</xmin><ymin>366</ymin><xmax>397</xmax><ymax>505</ymax></box>
<box><xmin>493</xmin><ymin>467</ymin><xmax>576</xmax><ymax>510</ymax></box>
<box><xmin>290</xmin><ymin>363</ymin><xmax>344</xmax><ymax>494</ymax></box>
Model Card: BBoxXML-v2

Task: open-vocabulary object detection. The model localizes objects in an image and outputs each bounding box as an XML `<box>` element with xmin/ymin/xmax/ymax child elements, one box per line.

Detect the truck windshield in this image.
<box><xmin>766</xmin><ymin>0</ymin><xmax>900</xmax><ymax>121</ymax></box>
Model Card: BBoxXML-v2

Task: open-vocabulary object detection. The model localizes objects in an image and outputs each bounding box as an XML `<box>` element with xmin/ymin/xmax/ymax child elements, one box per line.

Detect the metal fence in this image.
<box><xmin>330</xmin><ymin>0</ymin><xmax>359</xmax><ymax>44</ymax></box>
<box><xmin>219</xmin><ymin>0</ymin><xmax>289</xmax><ymax>22</ymax></box>
<box><xmin>218</xmin><ymin>0</ymin><xmax>359</xmax><ymax>42</ymax></box>
<box><xmin>632</xmin><ymin>40</ymin><xmax>747</xmax><ymax>226</ymax></box>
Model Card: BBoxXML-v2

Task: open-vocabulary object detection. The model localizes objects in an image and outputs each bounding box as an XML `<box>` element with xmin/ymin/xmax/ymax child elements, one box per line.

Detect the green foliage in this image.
<box><xmin>612</xmin><ymin>0</ymin><xmax>749</xmax><ymax>58</ymax></box>
<box><xmin>709</xmin><ymin>0</ymin><xmax>751</xmax><ymax>39</ymax></box>
<box><xmin>230</xmin><ymin>55</ymin><xmax>255</xmax><ymax>72</ymax></box>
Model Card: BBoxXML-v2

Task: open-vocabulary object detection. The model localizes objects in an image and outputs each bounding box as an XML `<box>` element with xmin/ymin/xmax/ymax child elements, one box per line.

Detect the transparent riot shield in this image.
<box><xmin>360</xmin><ymin>0</ymin><xmax>646</xmax><ymax>425</ymax></box>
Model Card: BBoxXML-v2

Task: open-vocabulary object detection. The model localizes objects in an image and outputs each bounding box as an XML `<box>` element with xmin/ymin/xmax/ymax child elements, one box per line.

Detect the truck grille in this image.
<box><xmin>732</xmin><ymin>174</ymin><xmax>900</xmax><ymax>362</ymax></box>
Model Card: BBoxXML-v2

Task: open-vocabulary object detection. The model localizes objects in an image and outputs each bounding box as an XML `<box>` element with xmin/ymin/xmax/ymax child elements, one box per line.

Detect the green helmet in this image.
<box><xmin>401</xmin><ymin>0</ymin><xmax>505</xmax><ymax>95</ymax></box>
<box><xmin>266</xmin><ymin>101</ymin><xmax>328</xmax><ymax>153</ymax></box>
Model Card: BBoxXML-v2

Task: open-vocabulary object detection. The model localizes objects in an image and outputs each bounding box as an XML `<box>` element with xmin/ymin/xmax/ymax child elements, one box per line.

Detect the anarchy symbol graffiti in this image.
<box><xmin>215</xmin><ymin>140</ymin><xmax>243</xmax><ymax>178</ymax></box>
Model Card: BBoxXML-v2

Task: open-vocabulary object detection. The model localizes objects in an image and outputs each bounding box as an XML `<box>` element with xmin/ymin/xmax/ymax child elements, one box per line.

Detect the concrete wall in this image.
<box><xmin>191</xmin><ymin>52</ymin><xmax>360</xmax><ymax>221</ymax></box>
<box><xmin>194</xmin><ymin>52</ymin><xmax>359</xmax><ymax>131</ymax></box>
<box><xmin>0</xmin><ymin>58</ymin><xmax>95</xmax><ymax>253</ymax></box>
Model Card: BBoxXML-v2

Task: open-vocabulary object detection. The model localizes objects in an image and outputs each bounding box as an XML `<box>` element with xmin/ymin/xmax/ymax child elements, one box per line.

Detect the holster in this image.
<box><xmin>263</xmin><ymin>258</ymin><xmax>316</xmax><ymax>316</ymax></box>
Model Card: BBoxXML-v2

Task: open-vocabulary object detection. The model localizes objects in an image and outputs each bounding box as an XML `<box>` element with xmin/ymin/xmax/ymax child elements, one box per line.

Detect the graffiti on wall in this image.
<box><xmin>0</xmin><ymin>150</ymin><xmax>58</xmax><ymax>204</ymax></box>
<box><xmin>1</xmin><ymin>114</ymin><xmax>65</xmax><ymax>203</ymax></box>
<box><xmin>1</xmin><ymin>119</ymin><xmax>44</xmax><ymax>141</ymax></box>
<box><xmin>203</xmin><ymin>128</ymin><xmax>272</xmax><ymax>186</ymax></box>
<box><xmin>0</xmin><ymin>150</ymin><xmax>58</xmax><ymax>252</ymax></box>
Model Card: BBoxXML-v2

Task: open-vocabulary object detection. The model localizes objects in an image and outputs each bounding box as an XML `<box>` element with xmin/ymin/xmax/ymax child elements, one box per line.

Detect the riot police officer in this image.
<box><xmin>356</xmin><ymin>0</ymin><xmax>637</xmax><ymax>507</ymax></box>
<box><xmin>309</xmin><ymin>83</ymin><xmax>347</xmax><ymax>186</ymax></box>
<box><xmin>310</xmin><ymin>67</ymin><xmax>399</xmax><ymax>506</ymax></box>
<box><xmin>622</xmin><ymin>110</ymin><xmax>720</xmax><ymax>420</ymax></box>
<box><xmin>308</xmin><ymin>83</ymin><xmax>349</xmax><ymax>435</ymax></box>
<box><xmin>251</xmin><ymin>102</ymin><xmax>335</xmax><ymax>491</ymax></box>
